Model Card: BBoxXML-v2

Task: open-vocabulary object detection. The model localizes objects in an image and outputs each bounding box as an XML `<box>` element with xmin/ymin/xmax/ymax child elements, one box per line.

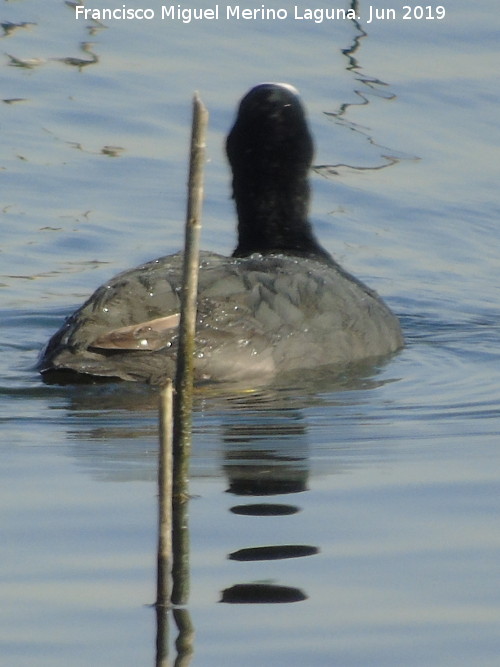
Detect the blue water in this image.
<box><xmin>1</xmin><ymin>1</ymin><xmax>500</xmax><ymax>665</ymax></box>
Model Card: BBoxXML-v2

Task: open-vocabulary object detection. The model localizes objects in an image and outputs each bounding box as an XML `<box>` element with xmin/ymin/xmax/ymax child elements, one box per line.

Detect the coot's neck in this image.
<box><xmin>231</xmin><ymin>168</ymin><xmax>332</xmax><ymax>264</ymax></box>
<box><xmin>227</xmin><ymin>83</ymin><xmax>333</xmax><ymax>264</ymax></box>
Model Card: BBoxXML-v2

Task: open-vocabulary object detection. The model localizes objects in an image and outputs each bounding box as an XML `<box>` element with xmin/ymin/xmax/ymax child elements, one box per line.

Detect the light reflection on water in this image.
<box><xmin>1</xmin><ymin>0</ymin><xmax>500</xmax><ymax>665</ymax></box>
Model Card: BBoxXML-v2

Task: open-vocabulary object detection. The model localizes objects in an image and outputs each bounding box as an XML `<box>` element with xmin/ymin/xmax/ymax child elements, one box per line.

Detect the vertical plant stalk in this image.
<box><xmin>157</xmin><ymin>379</ymin><xmax>174</xmax><ymax>608</ymax></box>
<box><xmin>172</xmin><ymin>93</ymin><xmax>208</xmax><ymax>606</ymax></box>
<box><xmin>156</xmin><ymin>380</ymin><xmax>173</xmax><ymax>666</ymax></box>
<box><xmin>173</xmin><ymin>92</ymin><xmax>208</xmax><ymax>468</ymax></box>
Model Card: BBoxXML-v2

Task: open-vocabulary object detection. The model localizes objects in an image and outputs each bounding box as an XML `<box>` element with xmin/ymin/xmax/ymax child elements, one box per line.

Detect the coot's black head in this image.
<box><xmin>226</xmin><ymin>83</ymin><xmax>314</xmax><ymax>181</ymax></box>
<box><xmin>227</xmin><ymin>83</ymin><xmax>332</xmax><ymax>264</ymax></box>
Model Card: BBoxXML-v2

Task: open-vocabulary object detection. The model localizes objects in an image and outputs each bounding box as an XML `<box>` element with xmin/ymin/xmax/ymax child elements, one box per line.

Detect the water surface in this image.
<box><xmin>1</xmin><ymin>1</ymin><xmax>500</xmax><ymax>665</ymax></box>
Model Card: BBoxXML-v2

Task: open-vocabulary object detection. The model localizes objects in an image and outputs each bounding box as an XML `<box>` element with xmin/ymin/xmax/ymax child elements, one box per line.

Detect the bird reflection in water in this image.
<box><xmin>220</xmin><ymin>407</ymin><xmax>318</xmax><ymax>604</ymax></box>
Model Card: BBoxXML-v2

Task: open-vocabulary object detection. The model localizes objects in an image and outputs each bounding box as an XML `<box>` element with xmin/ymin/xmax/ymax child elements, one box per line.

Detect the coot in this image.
<box><xmin>38</xmin><ymin>83</ymin><xmax>403</xmax><ymax>385</ymax></box>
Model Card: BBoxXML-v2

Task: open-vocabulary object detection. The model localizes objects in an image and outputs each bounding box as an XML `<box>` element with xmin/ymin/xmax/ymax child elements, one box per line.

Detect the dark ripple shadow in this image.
<box><xmin>220</xmin><ymin>584</ymin><xmax>307</xmax><ymax>605</ymax></box>
<box><xmin>228</xmin><ymin>545</ymin><xmax>319</xmax><ymax>561</ymax></box>
<box><xmin>230</xmin><ymin>503</ymin><xmax>300</xmax><ymax>516</ymax></box>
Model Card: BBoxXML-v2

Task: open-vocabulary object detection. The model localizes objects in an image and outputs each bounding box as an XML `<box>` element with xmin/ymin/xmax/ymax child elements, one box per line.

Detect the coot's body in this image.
<box><xmin>38</xmin><ymin>84</ymin><xmax>403</xmax><ymax>385</ymax></box>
